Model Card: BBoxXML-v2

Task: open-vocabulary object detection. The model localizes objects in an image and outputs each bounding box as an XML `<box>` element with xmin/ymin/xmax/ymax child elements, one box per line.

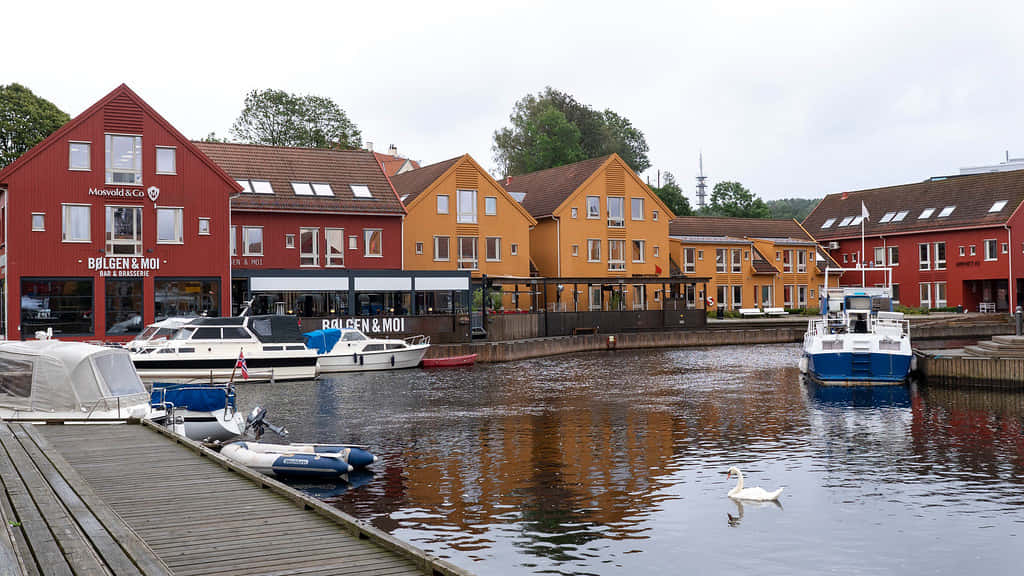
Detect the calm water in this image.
<box><xmin>235</xmin><ymin>344</ymin><xmax>1024</xmax><ymax>575</ymax></box>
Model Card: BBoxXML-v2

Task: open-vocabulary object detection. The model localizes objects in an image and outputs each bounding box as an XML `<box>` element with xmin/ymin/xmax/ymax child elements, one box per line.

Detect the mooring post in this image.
<box><xmin>1016</xmin><ymin>305</ymin><xmax>1022</xmax><ymax>336</ymax></box>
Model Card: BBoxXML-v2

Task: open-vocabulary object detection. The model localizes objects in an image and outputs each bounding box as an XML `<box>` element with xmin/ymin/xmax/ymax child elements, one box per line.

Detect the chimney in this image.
<box><xmin>367</xmin><ymin>141</ymin><xmax>373</xmax><ymax>152</ymax></box>
<box><xmin>388</xmin><ymin>144</ymin><xmax>398</xmax><ymax>156</ymax></box>
<box><xmin>506</xmin><ymin>176</ymin><xmax>511</xmax><ymax>185</ymax></box>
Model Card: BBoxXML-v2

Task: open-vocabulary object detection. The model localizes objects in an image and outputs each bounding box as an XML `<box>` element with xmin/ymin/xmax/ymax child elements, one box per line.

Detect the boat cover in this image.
<box><xmin>0</xmin><ymin>341</ymin><xmax>148</xmax><ymax>413</ymax></box>
<box><xmin>303</xmin><ymin>329</ymin><xmax>341</xmax><ymax>354</ymax></box>
<box><xmin>151</xmin><ymin>383</ymin><xmax>235</xmax><ymax>413</ymax></box>
<box><xmin>249</xmin><ymin>316</ymin><xmax>306</xmax><ymax>344</ymax></box>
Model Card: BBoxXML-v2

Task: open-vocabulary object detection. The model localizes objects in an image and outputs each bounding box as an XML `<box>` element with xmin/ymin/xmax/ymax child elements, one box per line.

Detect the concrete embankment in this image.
<box><xmin>916</xmin><ymin>334</ymin><xmax>1024</xmax><ymax>389</ymax></box>
<box><xmin>428</xmin><ymin>316</ymin><xmax>1013</xmax><ymax>364</ymax></box>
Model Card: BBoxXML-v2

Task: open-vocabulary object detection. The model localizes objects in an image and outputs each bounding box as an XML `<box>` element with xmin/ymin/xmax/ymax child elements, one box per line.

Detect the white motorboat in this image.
<box><xmin>124</xmin><ymin>317</ymin><xmax>195</xmax><ymax>352</ymax></box>
<box><xmin>304</xmin><ymin>328</ymin><xmax>430</xmax><ymax>373</ymax></box>
<box><xmin>801</xmin><ymin>267</ymin><xmax>913</xmax><ymax>385</ymax></box>
<box><xmin>131</xmin><ymin>315</ymin><xmax>319</xmax><ymax>383</ymax></box>
<box><xmin>0</xmin><ymin>339</ymin><xmax>152</xmax><ymax>421</ymax></box>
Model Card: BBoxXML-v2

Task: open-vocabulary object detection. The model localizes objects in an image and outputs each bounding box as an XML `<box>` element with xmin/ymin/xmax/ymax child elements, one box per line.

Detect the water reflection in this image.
<box><xmin>727</xmin><ymin>498</ymin><xmax>784</xmax><ymax>528</ymax></box>
<box><xmin>236</xmin><ymin>344</ymin><xmax>1024</xmax><ymax>575</ymax></box>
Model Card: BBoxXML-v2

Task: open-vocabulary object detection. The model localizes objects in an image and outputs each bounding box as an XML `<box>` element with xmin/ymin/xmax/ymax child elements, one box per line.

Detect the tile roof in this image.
<box><xmin>501</xmin><ymin>155</ymin><xmax>612</xmax><ymax>218</ymax></box>
<box><xmin>751</xmin><ymin>247</ymin><xmax>778</xmax><ymax>274</ymax></box>
<box><xmin>803</xmin><ymin>170</ymin><xmax>1024</xmax><ymax>240</ymax></box>
<box><xmin>194</xmin><ymin>142</ymin><xmax>404</xmax><ymax>215</ymax></box>
<box><xmin>668</xmin><ymin>217</ymin><xmax>811</xmax><ymax>241</ymax></box>
<box><xmin>373</xmin><ymin>152</ymin><xmax>420</xmax><ymax>177</ymax></box>
<box><xmin>389</xmin><ymin>156</ymin><xmax>461</xmax><ymax>206</ymax></box>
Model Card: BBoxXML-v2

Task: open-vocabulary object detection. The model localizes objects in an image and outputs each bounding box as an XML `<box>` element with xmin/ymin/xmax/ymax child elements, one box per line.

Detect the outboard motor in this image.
<box><xmin>244</xmin><ymin>406</ymin><xmax>289</xmax><ymax>440</ymax></box>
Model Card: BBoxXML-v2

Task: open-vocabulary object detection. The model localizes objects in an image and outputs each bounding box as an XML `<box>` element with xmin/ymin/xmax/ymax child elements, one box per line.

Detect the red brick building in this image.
<box><xmin>803</xmin><ymin>170</ymin><xmax>1024</xmax><ymax>312</ymax></box>
<box><xmin>0</xmin><ymin>85</ymin><xmax>238</xmax><ymax>340</ymax></box>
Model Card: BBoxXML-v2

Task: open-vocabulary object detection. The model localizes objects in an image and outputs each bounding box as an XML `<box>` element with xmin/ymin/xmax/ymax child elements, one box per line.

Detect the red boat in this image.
<box><xmin>421</xmin><ymin>354</ymin><xmax>477</xmax><ymax>368</ymax></box>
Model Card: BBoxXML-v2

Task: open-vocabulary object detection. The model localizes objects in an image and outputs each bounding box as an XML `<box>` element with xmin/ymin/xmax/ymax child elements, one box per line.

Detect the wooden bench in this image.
<box><xmin>764</xmin><ymin>307</ymin><xmax>789</xmax><ymax>316</ymax></box>
<box><xmin>573</xmin><ymin>326</ymin><xmax>599</xmax><ymax>335</ymax></box>
<box><xmin>738</xmin><ymin>308</ymin><xmax>764</xmax><ymax>317</ymax></box>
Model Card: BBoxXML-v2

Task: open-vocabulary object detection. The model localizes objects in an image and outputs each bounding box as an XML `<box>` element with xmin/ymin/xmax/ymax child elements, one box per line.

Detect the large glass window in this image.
<box><xmin>106</xmin><ymin>206</ymin><xmax>142</xmax><ymax>256</ymax></box>
<box><xmin>586</xmin><ymin>196</ymin><xmax>600</xmax><ymax>219</ymax></box>
<box><xmin>300</xmin><ymin>227</ymin><xmax>319</xmax><ymax>266</ymax></box>
<box><xmin>105</xmin><ymin>134</ymin><xmax>142</xmax><ymax>185</ymax></box>
<box><xmin>608</xmin><ymin>239</ymin><xmax>625</xmax><ymax>270</ymax></box>
<box><xmin>607</xmin><ymin>197</ymin><xmax>624</xmax><ymax>227</ymax></box>
<box><xmin>326</xmin><ymin>228</ymin><xmax>344</xmax><ymax>267</ymax></box>
<box><xmin>364</xmin><ymin>229</ymin><xmax>382</xmax><ymax>257</ymax></box>
<box><xmin>243</xmin><ymin>226</ymin><xmax>263</xmax><ymax>255</ymax></box>
<box><xmin>20</xmin><ymin>278</ymin><xmax>94</xmax><ymax>338</ymax></box>
<box><xmin>434</xmin><ymin>236</ymin><xmax>450</xmax><ymax>261</ymax></box>
<box><xmin>154</xmin><ymin>278</ymin><xmax>220</xmax><ymax>320</ymax></box>
<box><xmin>69</xmin><ymin>142</ymin><xmax>90</xmax><ymax>171</ymax></box>
<box><xmin>157</xmin><ymin>207</ymin><xmax>183</xmax><ymax>244</ymax></box>
<box><xmin>62</xmin><ymin>204</ymin><xmax>90</xmax><ymax>242</ymax></box>
<box><xmin>105</xmin><ymin>278</ymin><xmax>143</xmax><ymax>335</ymax></box>
<box><xmin>457</xmin><ymin>189</ymin><xmax>477</xmax><ymax>223</ymax></box>
<box><xmin>458</xmin><ymin>236</ymin><xmax>478</xmax><ymax>270</ymax></box>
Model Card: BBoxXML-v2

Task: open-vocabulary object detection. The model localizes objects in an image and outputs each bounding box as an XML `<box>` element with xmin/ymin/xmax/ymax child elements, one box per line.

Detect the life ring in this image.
<box><xmin>706</xmin><ymin>296</ymin><xmax>715</xmax><ymax>307</ymax></box>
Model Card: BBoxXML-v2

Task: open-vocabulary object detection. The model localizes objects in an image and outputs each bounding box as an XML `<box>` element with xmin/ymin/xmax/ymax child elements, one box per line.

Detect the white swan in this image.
<box><xmin>727</xmin><ymin>466</ymin><xmax>783</xmax><ymax>501</ymax></box>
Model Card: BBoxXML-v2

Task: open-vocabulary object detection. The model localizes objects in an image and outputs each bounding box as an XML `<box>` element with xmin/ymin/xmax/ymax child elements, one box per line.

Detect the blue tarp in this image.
<box><xmin>151</xmin><ymin>383</ymin><xmax>234</xmax><ymax>413</ymax></box>
<box><xmin>303</xmin><ymin>329</ymin><xmax>341</xmax><ymax>355</ymax></box>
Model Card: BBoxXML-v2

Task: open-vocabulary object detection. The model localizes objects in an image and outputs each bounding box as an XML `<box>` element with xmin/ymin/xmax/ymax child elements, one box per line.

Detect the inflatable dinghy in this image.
<box><xmin>221</xmin><ymin>442</ymin><xmax>377</xmax><ymax>478</ymax></box>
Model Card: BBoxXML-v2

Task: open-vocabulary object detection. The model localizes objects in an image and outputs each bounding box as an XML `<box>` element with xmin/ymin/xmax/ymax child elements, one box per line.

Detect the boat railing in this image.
<box><xmin>404</xmin><ymin>335</ymin><xmax>431</xmax><ymax>346</ymax></box>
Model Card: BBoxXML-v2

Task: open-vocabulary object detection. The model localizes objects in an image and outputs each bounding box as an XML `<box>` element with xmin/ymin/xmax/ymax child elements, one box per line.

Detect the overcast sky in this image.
<box><xmin>5</xmin><ymin>0</ymin><xmax>1023</xmax><ymax>202</ymax></box>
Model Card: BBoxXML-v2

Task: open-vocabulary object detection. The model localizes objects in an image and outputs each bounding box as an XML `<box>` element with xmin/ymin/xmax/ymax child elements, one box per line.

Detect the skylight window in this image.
<box><xmin>989</xmin><ymin>200</ymin><xmax>1008</xmax><ymax>213</ymax></box>
<box><xmin>918</xmin><ymin>208</ymin><xmax>935</xmax><ymax>219</ymax></box>
<box><xmin>291</xmin><ymin>182</ymin><xmax>314</xmax><ymax>196</ymax></box>
<box><xmin>311</xmin><ymin>183</ymin><xmax>334</xmax><ymax>196</ymax></box>
<box><xmin>938</xmin><ymin>205</ymin><xmax>955</xmax><ymax>218</ymax></box>
<box><xmin>510</xmin><ymin>192</ymin><xmax>526</xmax><ymax>203</ymax></box>
<box><xmin>350</xmin><ymin>185</ymin><xmax>372</xmax><ymax>198</ymax></box>
<box><xmin>879</xmin><ymin>212</ymin><xmax>896</xmax><ymax>223</ymax></box>
<box><xmin>893</xmin><ymin>210</ymin><xmax>909</xmax><ymax>221</ymax></box>
<box><xmin>851</xmin><ymin>215</ymin><xmax>864</xmax><ymax>225</ymax></box>
<box><xmin>236</xmin><ymin>179</ymin><xmax>252</xmax><ymax>193</ymax></box>
<box><xmin>251</xmin><ymin>180</ymin><xmax>274</xmax><ymax>194</ymax></box>
<box><xmin>839</xmin><ymin>216</ymin><xmax>854</xmax><ymax>227</ymax></box>
<box><xmin>821</xmin><ymin>218</ymin><xmax>836</xmax><ymax>228</ymax></box>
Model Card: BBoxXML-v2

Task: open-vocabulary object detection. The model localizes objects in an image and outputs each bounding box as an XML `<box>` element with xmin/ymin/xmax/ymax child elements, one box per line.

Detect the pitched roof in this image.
<box><xmin>389</xmin><ymin>156</ymin><xmax>461</xmax><ymax>205</ymax></box>
<box><xmin>0</xmin><ymin>84</ymin><xmax>240</xmax><ymax>193</ymax></box>
<box><xmin>803</xmin><ymin>170</ymin><xmax>1024</xmax><ymax>240</ymax></box>
<box><xmin>373</xmin><ymin>152</ymin><xmax>420</xmax><ymax>177</ymax></box>
<box><xmin>194</xmin><ymin>142</ymin><xmax>404</xmax><ymax>215</ymax></box>
<box><xmin>751</xmin><ymin>247</ymin><xmax>778</xmax><ymax>274</ymax></box>
<box><xmin>501</xmin><ymin>155</ymin><xmax>612</xmax><ymax>218</ymax></box>
<box><xmin>669</xmin><ymin>217</ymin><xmax>811</xmax><ymax>241</ymax></box>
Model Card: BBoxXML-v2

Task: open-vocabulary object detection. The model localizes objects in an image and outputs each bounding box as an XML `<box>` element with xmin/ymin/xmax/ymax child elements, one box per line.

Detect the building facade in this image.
<box><xmin>503</xmin><ymin>154</ymin><xmax>674</xmax><ymax>311</ymax></box>
<box><xmin>802</xmin><ymin>171</ymin><xmax>1024</xmax><ymax>312</ymax></box>
<box><xmin>669</xmin><ymin>217</ymin><xmax>836</xmax><ymax>311</ymax></box>
<box><xmin>0</xmin><ymin>85</ymin><xmax>237</xmax><ymax>340</ymax></box>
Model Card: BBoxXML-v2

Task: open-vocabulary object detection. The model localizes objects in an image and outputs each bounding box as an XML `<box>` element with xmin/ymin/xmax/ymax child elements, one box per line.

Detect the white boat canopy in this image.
<box><xmin>0</xmin><ymin>340</ymin><xmax>148</xmax><ymax>414</ymax></box>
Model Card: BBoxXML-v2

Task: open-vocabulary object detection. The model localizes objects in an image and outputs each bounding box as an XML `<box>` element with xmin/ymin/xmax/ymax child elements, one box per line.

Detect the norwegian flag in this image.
<box><xmin>236</xmin><ymin>350</ymin><xmax>248</xmax><ymax>380</ymax></box>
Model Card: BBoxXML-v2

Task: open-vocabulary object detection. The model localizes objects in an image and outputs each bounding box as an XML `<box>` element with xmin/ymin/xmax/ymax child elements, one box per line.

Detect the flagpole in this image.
<box><xmin>861</xmin><ymin>201</ymin><xmax>867</xmax><ymax>286</ymax></box>
<box><xmin>229</xmin><ymin>347</ymin><xmax>241</xmax><ymax>385</ymax></box>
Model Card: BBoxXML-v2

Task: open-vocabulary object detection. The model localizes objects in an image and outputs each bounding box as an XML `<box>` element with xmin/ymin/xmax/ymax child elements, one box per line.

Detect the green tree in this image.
<box><xmin>649</xmin><ymin>172</ymin><xmax>693</xmax><ymax>217</ymax></box>
<box><xmin>0</xmin><ymin>83</ymin><xmax>70</xmax><ymax>169</ymax></box>
<box><xmin>200</xmin><ymin>131</ymin><xmax>230</xmax><ymax>143</ymax></box>
<box><xmin>766</xmin><ymin>197</ymin><xmax>819</xmax><ymax>221</ymax></box>
<box><xmin>230</xmin><ymin>89</ymin><xmax>361</xmax><ymax>149</ymax></box>
<box><xmin>705</xmin><ymin>181</ymin><xmax>771</xmax><ymax>218</ymax></box>
<box><xmin>493</xmin><ymin>87</ymin><xmax>650</xmax><ymax>176</ymax></box>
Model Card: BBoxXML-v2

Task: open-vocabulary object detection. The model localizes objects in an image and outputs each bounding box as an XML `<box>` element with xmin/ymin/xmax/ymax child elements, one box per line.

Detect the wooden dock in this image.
<box><xmin>0</xmin><ymin>420</ymin><xmax>472</xmax><ymax>576</ymax></box>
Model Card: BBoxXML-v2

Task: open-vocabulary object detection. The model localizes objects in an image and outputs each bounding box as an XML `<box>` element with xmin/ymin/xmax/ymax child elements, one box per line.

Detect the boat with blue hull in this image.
<box><xmin>220</xmin><ymin>442</ymin><xmax>378</xmax><ymax>479</ymax></box>
<box><xmin>801</xmin><ymin>267</ymin><xmax>913</xmax><ymax>385</ymax></box>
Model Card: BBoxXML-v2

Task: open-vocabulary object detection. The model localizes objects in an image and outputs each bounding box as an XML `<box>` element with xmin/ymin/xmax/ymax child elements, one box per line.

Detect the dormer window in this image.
<box><xmin>990</xmin><ymin>200</ymin><xmax>1008</xmax><ymax>212</ymax></box>
<box><xmin>937</xmin><ymin>206</ymin><xmax>955</xmax><ymax>218</ymax></box>
<box><xmin>919</xmin><ymin>208</ymin><xmax>935</xmax><ymax>219</ymax></box>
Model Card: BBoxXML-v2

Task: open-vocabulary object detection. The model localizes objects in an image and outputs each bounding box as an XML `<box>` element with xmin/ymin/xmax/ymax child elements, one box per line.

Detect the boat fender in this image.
<box><xmin>360</xmin><ymin>354</ymin><xmax>364</xmax><ymax>366</ymax></box>
<box><xmin>910</xmin><ymin>355</ymin><xmax>918</xmax><ymax>372</ymax></box>
<box><xmin>390</xmin><ymin>355</ymin><xmax>395</xmax><ymax>367</ymax></box>
<box><xmin>353</xmin><ymin>353</ymin><xmax>359</xmax><ymax>364</ymax></box>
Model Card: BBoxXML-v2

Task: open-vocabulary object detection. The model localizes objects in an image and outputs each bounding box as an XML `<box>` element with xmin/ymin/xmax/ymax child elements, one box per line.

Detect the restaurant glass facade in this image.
<box><xmin>105</xmin><ymin>278</ymin><xmax>143</xmax><ymax>335</ymax></box>
<box><xmin>20</xmin><ymin>278</ymin><xmax>94</xmax><ymax>338</ymax></box>
<box><xmin>154</xmin><ymin>278</ymin><xmax>221</xmax><ymax>320</ymax></box>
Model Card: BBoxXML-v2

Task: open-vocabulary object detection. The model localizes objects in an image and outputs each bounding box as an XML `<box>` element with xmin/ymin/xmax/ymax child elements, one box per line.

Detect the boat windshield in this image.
<box><xmin>341</xmin><ymin>331</ymin><xmax>368</xmax><ymax>342</ymax></box>
<box><xmin>92</xmin><ymin>353</ymin><xmax>147</xmax><ymax>396</ymax></box>
<box><xmin>135</xmin><ymin>326</ymin><xmax>160</xmax><ymax>341</ymax></box>
<box><xmin>171</xmin><ymin>327</ymin><xmax>196</xmax><ymax>341</ymax></box>
<box><xmin>846</xmin><ymin>296</ymin><xmax>871</xmax><ymax>311</ymax></box>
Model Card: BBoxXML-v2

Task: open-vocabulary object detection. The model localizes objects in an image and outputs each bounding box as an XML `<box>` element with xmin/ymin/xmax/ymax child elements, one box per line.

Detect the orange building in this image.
<box><xmin>391</xmin><ymin>154</ymin><xmax>536</xmax><ymax>282</ymax></box>
<box><xmin>669</xmin><ymin>217</ymin><xmax>838</xmax><ymax>311</ymax></box>
<box><xmin>503</xmin><ymin>154</ymin><xmax>674</xmax><ymax>311</ymax></box>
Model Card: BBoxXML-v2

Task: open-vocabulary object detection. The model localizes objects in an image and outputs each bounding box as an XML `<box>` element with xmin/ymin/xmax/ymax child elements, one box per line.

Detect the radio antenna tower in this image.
<box><xmin>695</xmin><ymin>152</ymin><xmax>708</xmax><ymax>209</ymax></box>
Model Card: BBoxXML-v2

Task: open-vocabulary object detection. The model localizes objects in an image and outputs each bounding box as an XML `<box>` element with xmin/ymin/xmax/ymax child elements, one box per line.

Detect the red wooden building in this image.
<box><xmin>803</xmin><ymin>170</ymin><xmax>1024</xmax><ymax>312</ymax></box>
<box><xmin>0</xmin><ymin>85</ymin><xmax>238</xmax><ymax>340</ymax></box>
<box><xmin>194</xmin><ymin>143</ymin><xmax>413</xmax><ymax>317</ymax></box>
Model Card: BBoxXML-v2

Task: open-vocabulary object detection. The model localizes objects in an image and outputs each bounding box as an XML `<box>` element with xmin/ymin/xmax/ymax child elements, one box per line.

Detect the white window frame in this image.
<box><xmin>571</xmin><ymin>207</ymin><xmax>578</xmax><ymax>219</ymax></box>
<box><xmin>155</xmin><ymin>146</ymin><xmax>176</xmax><ymax>175</ymax></box>
<box><xmin>350</xmin><ymin>184</ymin><xmax>373</xmax><ymax>198</ymax></box>
<box><xmin>458</xmin><ymin>236</ymin><xmax>478</xmax><ymax>270</ymax></box>
<box><xmin>69</xmin><ymin>141</ymin><xmax>90</xmax><ymax>171</ymax></box>
<box><xmin>484</xmin><ymin>196</ymin><xmax>497</xmax><ymax>216</ymax></box>
<box><xmin>888</xmin><ymin>246</ymin><xmax>899</xmax><ymax>266</ymax></box>
<box><xmin>326</xmin><ymin>228</ymin><xmax>345</xmax><ymax>267</ymax></box>
<box><xmin>934</xmin><ymin>242</ymin><xmax>946</xmax><ymax>270</ymax></box>
<box><xmin>797</xmin><ymin>285</ymin><xmax>807</xmax><ymax>308</ymax></box>
<box><xmin>364</xmin><ymin>228</ymin><xmax>383</xmax><ymax>258</ymax></box>
<box><xmin>631</xmin><ymin>197</ymin><xmax>644</xmax><ymax>221</ymax></box>
<box><xmin>586</xmin><ymin>196</ymin><xmax>600</xmax><ymax>219</ymax></box>
<box><xmin>243</xmin><ymin>226</ymin><xmax>264</xmax><ymax>256</ymax></box>
<box><xmin>732</xmin><ymin>285</ymin><xmax>742</xmax><ymax>309</ymax></box>
<box><xmin>485</xmin><ymin>237</ymin><xmax>501</xmax><ymax>262</ymax></box>
<box><xmin>415</xmin><ymin>242</ymin><xmax>424</xmax><ymax>255</ymax></box>
<box><xmin>230</xmin><ymin>225</ymin><xmax>237</xmax><ymax>256</ymax></box>
<box><xmin>920</xmin><ymin>282</ymin><xmax>932</xmax><ymax>308</ymax></box>
<box><xmin>105</xmin><ymin>205</ymin><xmax>143</xmax><ymax>256</ymax></box>
<box><xmin>285</xmin><ymin>234</ymin><xmax>295</xmax><ymax>249</ymax></box>
<box><xmin>607</xmin><ymin>197</ymin><xmax>625</xmax><ymax>228</ymax></box>
<box><xmin>1002</xmin><ymin>242</ymin><xmax>1009</xmax><ymax>254</ymax></box>
<box><xmin>61</xmin><ymin>204</ymin><xmax>90</xmax><ymax>243</ymax></box>
<box><xmin>587</xmin><ymin>239</ymin><xmax>601</xmax><ymax>262</ymax></box>
<box><xmin>935</xmin><ymin>281</ymin><xmax>947</xmax><ymax>307</ymax></box>
<box><xmin>684</xmin><ymin>247</ymin><xmax>695</xmax><ymax>274</ymax></box>
<box><xmin>156</xmin><ymin>207</ymin><xmax>184</xmax><ymax>245</ymax></box>
<box><xmin>457</xmin><ymin>189</ymin><xmax>477</xmax><ymax>224</ymax></box>
<box><xmin>796</xmin><ymin>250</ymin><xmax>807</xmax><ymax>273</ymax></box>
<box><xmin>716</xmin><ymin>248</ymin><xmax>726</xmax><ymax>273</ymax></box>
<box><xmin>104</xmin><ymin>134</ymin><xmax>142</xmax><ymax>186</ymax></box>
<box><xmin>984</xmin><ymin>239</ymin><xmax>998</xmax><ymax>261</ymax></box>
<box><xmin>299</xmin><ymin>227</ymin><xmax>319</xmax><ymax>267</ymax></box>
<box><xmin>717</xmin><ymin>285</ymin><xmax>728</xmax><ymax>309</ymax></box>
<box><xmin>436</xmin><ymin>194</ymin><xmax>449</xmax><ymax>215</ymax></box>
<box><xmin>632</xmin><ymin>239</ymin><xmax>645</xmax><ymax>263</ymax></box>
<box><xmin>198</xmin><ymin>217</ymin><xmax>210</xmax><ymax>236</ymax></box>
<box><xmin>783</xmin><ymin>284</ymin><xmax>794</xmax><ymax>308</ymax></box>
<box><xmin>874</xmin><ymin>246</ymin><xmax>885</xmax><ymax>266</ymax></box>
<box><xmin>652</xmin><ymin>210</ymin><xmax>659</xmax><ymax>221</ymax></box>
<box><xmin>608</xmin><ymin>239</ymin><xmax>626</xmax><ymax>271</ymax></box>
<box><xmin>572</xmin><ymin>244</ymin><xmax>579</xmax><ymax>257</ymax></box>
<box><xmin>919</xmin><ymin>243</ymin><xmax>931</xmax><ymax>270</ymax></box>
<box><xmin>783</xmin><ymin>250</ymin><xmax>793</xmax><ymax>273</ymax></box>
<box><xmin>434</xmin><ymin>235</ymin><xmax>450</xmax><ymax>262</ymax></box>
<box><xmin>731</xmin><ymin>248</ymin><xmax>742</xmax><ymax>273</ymax></box>
<box><xmin>511</xmin><ymin>243</ymin><xmax>519</xmax><ymax>256</ymax></box>
<box><xmin>590</xmin><ymin>285</ymin><xmax>603</xmax><ymax>311</ymax></box>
